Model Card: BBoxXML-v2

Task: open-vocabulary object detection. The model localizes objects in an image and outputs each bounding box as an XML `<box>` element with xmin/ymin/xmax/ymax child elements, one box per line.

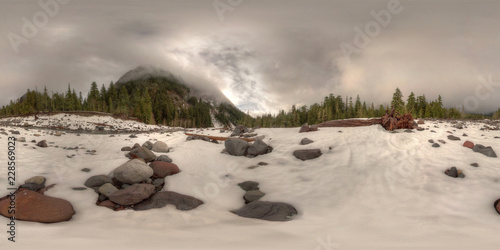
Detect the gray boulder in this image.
<box><xmin>142</xmin><ymin>141</ymin><xmax>153</xmax><ymax>150</ymax></box>
<box><xmin>133</xmin><ymin>191</ymin><xmax>204</xmax><ymax>211</ymax></box>
<box><xmin>300</xmin><ymin>138</ymin><xmax>314</xmax><ymax>145</ymax></box>
<box><xmin>108</xmin><ymin>184</ymin><xmax>155</xmax><ymax>206</ymax></box>
<box><xmin>299</xmin><ymin>125</ymin><xmax>309</xmax><ymax>133</ymax></box>
<box><xmin>225</xmin><ymin>139</ymin><xmax>250</xmax><ymax>156</ymax></box>
<box><xmin>244</xmin><ymin>190</ymin><xmax>266</xmax><ymax>204</ymax></box>
<box><xmin>231</xmin><ymin>125</ymin><xmax>247</xmax><ymax>137</ymax></box>
<box><xmin>472</xmin><ymin>144</ymin><xmax>497</xmax><ymax>158</ymax></box>
<box><xmin>231</xmin><ymin>201</ymin><xmax>298</xmax><ymax>221</ymax></box>
<box><xmin>152</xmin><ymin>141</ymin><xmax>169</xmax><ymax>153</ymax></box>
<box><xmin>432</xmin><ymin>143</ymin><xmax>440</xmax><ymax>148</ymax></box>
<box><xmin>447</xmin><ymin>135</ymin><xmax>461</xmax><ymax>141</ymax></box>
<box><xmin>247</xmin><ymin>139</ymin><xmax>269</xmax><ymax>156</ymax></box>
<box><xmin>98</xmin><ymin>183</ymin><xmax>119</xmax><ymax>197</ymax></box>
<box><xmin>84</xmin><ymin>175</ymin><xmax>112</xmax><ymax>188</ymax></box>
<box><xmin>113</xmin><ymin>159</ymin><xmax>154</xmax><ymax>184</ymax></box>
<box><xmin>238</xmin><ymin>181</ymin><xmax>260</xmax><ymax>191</ymax></box>
<box><xmin>25</xmin><ymin>176</ymin><xmax>46</xmax><ymax>186</ymax></box>
<box><xmin>293</xmin><ymin>149</ymin><xmax>322</xmax><ymax>161</ymax></box>
<box><xmin>129</xmin><ymin>146</ymin><xmax>157</xmax><ymax>162</ymax></box>
<box><xmin>155</xmin><ymin>155</ymin><xmax>173</xmax><ymax>163</ymax></box>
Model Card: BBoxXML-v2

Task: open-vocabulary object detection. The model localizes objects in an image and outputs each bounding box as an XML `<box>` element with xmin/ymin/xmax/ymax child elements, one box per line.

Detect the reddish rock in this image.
<box><xmin>298</xmin><ymin>125</ymin><xmax>309</xmax><ymax>133</ymax></box>
<box><xmin>149</xmin><ymin>161</ymin><xmax>180</xmax><ymax>178</ymax></box>
<box><xmin>495</xmin><ymin>199</ymin><xmax>500</xmax><ymax>214</ymax></box>
<box><xmin>108</xmin><ymin>184</ymin><xmax>155</xmax><ymax>206</ymax></box>
<box><xmin>309</xmin><ymin>125</ymin><xmax>319</xmax><ymax>132</ymax></box>
<box><xmin>0</xmin><ymin>190</ymin><xmax>75</xmax><ymax>223</ymax></box>
<box><xmin>418</xmin><ymin>120</ymin><xmax>425</xmax><ymax>125</ymax></box>
<box><xmin>463</xmin><ymin>141</ymin><xmax>474</xmax><ymax>149</ymax></box>
<box><xmin>97</xmin><ymin>200</ymin><xmax>116</xmax><ymax>209</ymax></box>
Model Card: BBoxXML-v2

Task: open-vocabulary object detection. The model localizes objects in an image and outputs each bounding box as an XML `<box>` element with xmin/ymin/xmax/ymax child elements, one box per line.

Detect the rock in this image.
<box><xmin>113</xmin><ymin>159</ymin><xmax>154</xmax><ymax>184</ymax></box>
<box><xmin>19</xmin><ymin>183</ymin><xmax>45</xmax><ymax>192</ymax></box>
<box><xmin>418</xmin><ymin>120</ymin><xmax>425</xmax><ymax>125</ymax></box>
<box><xmin>0</xmin><ymin>190</ymin><xmax>75</xmax><ymax>223</ymax></box>
<box><xmin>149</xmin><ymin>161</ymin><xmax>180</xmax><ymax>178</ymax></box>
<box><xmin>417</xmin><ymin>128</ymin><xmax>425</xmax><ymax>131</ymax></box>
<box><xmin>11</xmin><ymin>131</ymin><xmax>20</xmax><ymax>135</ymax></box>
<box><xmin>244</xmin><ymin>190</ymin><xmax>266</xmax><ymax>204</ymax></box>
<box><xmin>247</xmin><ymin>139</ymin><xmax>269</xmax><ymax>156</ymax></box>
<box><xmin>81</xmin><ymin>168</ymin><xmax>91</xmax><ymax>172</ymax></box>
<box><xmin>98</xmin><ymin>183</ymin><xmax>119</xmax><ymax>197</ymax></box>
<box><xmin>300</xmin><ymin>138</ymin><xmax>314</xmax><ymax>145</ymax></box>
<box><xmin>495</xmin><ymin>199</ymin><xmax>500</xmax><ymax>215</ymax></box>
<box><xmin>129</xmin><ymin>134</ymin><xmax>138</xmax><ymax>138</ymax></box>
<box><xmin>231</xmin><ymin>125</ymin><xmax>247</xmax><ymax>137</ymax></box>
<box><xmin>129</xmin><ymin>146</ymin><xmax>157</xmax><ymax>162</ymax></box>
<box><xmin>155</xmin><ymin>155</ymin><xmax>173</xmax><ymax>163</ymax></box>
<box><xmin>55</xmin><ymin>131</ymin><xmax>63</xmax><ymax>136</ymax></box>
<box><xmin>438</xmin><ymin>140</ymin><xmax>446</xmax><ymax>144</ymax></box>
<box><xmin>470</xmin><ymin>163</ymin><xmax>479</xmax><ymax>167</ymax></box>
<box><xmin>108</xmin><ymin>184</ymin><xmax>155</xmax><ymax>206</ymax></box>
<box><xmin>432</xmin><ymin>143</ymin><xmax>440</xmax><ymax>148</ymax></box>
<box><xmin>134</xmin><ymin>191</ymin><xmax>204</xmax><ymax>211</ymax></box>
<box><xmin>97</xmin><ymin>200</ymin><xmax>116</xmax><ymax>209</ymax></box>
<box><xmin>72</xmin><ymin>187</ymin><xmax>87</xmax><ymax>191</ymax></box>
<box><xmin>293</xmin><ymin>149</ymin><xmax>322</xmax><ymax>161</ymax></box>
<box><xmin>225</xmin><ymin>138</ymin><xmax>250</xmax><ymax>156</ymax></box>
<box><xmin>84</xmin><ymin>175</ymin><xmax>112</xmax><ymax>188</ymax></box>
<box><xmin>36</xmin><ymin>140</ymin><xmax>48</xmax><ymax>148</ymax></box>
<box><xmin>231</xmin><ymin>201</ymin><xmax>298</xmax><ymax>222</ymax></box>
<box><xmin>152</xmin><ymin>141</ymin><xmax>169</xmax><ymax>153</ymax></box>
<box><xmin>472</xmin><ymin>144</ymin><xmax>497</xmax><ymax>158</ymax></box>
<box><xmin>309</xmin><ymin>125</ymin><xmax>319</xmax><ymax>131</ymax></box>
<box><xmin>25</xmin><ymin>176</ymin><xmax>46</xmax><ymax>186</ymax></box>
<box><xmin>142</xmin><ymin>141</ymin><xmax>154</xmax><ymax>150</ymax></box>
<box><xmin>463</xmin><ymin>133</ymin><xmax>468</xmax><ymax>137</ymax></box>
<box><xmin>152</xmin><ymin>178</ymin><xmax>165</xmax><ymax>188</ymax></box>
<box><xmin>299</xmin><ymin>125</ymin><xmax>310</xmax><ymax>133</ymax></box>
<box><xmin>463</xmin><ymin>141</ymin><xmax>474</xmax><ymax>149</ymax></box>
<box><xmin>428</xmin><ymin>139</ymin><xmax>435</xmax><ymax>143</ymax></box>
<box><xmin>238</xmin><ymin>181</ymin><xmax>260</xmax><ymax>191</ymax></box>
<box><xmin>448</xmin><ymin>135</ymin><xmax>461</xmax><ymax>141</ymax></box>
<box><xmin>404</xmin><ymin>129</ymin><xmax>413</xmax><ymax>133</ymax></box>
<box><xmin>258</xmin><ymin>162</ymin><xmax>269</xmax><ymax>166</ymax></box>
<box><xmin>445</xmin><ymin>167</ymin><xmax>462</xmax><ymax>178</ymax></box>
<box><xmin>17</xmin><ymin>137</ymin><xmax>26</xmax><ymax>142</ymax></box>
<box><xmin>121</xmin><ymin>146</ymin><xmax>132</xmax><ymax>151</ymax></box>
<box><xmin>132</xmin><ymin>143</ymin><xmax>141</xmax><ymax>149</ymax></box>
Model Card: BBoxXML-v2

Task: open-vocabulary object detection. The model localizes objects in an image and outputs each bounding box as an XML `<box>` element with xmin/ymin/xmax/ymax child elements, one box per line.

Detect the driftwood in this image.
<box><xmin>316</xmin><ymin>108</ymin><xmax>414</xmax><ymax>131</ymax></box>
<box><xmin>184</xmin><ymin>133</ymin><xmax>257</xmax><ymax>142</ymax></box>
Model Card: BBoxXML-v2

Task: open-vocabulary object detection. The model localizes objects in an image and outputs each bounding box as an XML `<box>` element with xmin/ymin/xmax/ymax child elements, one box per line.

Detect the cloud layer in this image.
<box><xmin>1</xmin><ymin>0</ymin><xmax>500</xmax><ymax>115</ymax></box>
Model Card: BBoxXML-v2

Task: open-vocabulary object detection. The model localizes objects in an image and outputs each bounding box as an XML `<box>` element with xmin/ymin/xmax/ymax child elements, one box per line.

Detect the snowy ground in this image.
<box><xmin>0</xmin><ymin>117</ymin><xmax>500</xmax><ymax>250</ymax></box>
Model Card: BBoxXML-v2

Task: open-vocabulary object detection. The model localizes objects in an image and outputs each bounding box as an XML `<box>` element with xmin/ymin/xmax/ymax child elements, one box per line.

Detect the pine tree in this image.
<box><xmin>406</xmin><ymin>92</ymin><xmax>416</xmax><ymax>114</ymax></box>
<box><xmin>391</xmin><ymin>88</ymin><xmax>405</xmax><ymax>114</ymax></box>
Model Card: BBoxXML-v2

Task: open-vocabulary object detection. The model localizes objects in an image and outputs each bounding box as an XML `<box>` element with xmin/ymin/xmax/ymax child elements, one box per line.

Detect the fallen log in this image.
<box><xmin>317</xmin><ymin>118</ymin><xmax>382</xmax><ymax>128</ymax></box>
<box><xmin>185</xmin><ymin>133</ymin><xmax>257</xmax><ymax>142</ymax></box>
<box><xmin>316</xmin><ymin>108</ymin><xmax>415</xmax><ymax>131</ymax></box>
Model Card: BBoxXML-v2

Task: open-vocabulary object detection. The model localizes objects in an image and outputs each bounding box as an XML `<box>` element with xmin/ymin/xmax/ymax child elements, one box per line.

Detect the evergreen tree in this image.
<box><xmin>406</xmin><ymin>92</ymin><xmax>416</xmax><ymax>114</ymax></box>
<box><xmin>391</xmin><ymin>88</ymin><xmax>405</xmax><ymax>114</ymax></box>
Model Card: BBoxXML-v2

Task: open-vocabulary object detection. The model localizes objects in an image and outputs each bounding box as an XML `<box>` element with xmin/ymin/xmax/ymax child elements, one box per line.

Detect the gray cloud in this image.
<box><xmin>1</xmin><ymin>0</ymin><xmax>500</xmax><ymax>115</ymax></box>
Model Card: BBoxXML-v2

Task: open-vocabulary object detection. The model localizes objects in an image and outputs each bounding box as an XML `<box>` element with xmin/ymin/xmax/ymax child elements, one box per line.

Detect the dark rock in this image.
<box><xmin>247</xmin><ymin>139</ymin><xmax>269</xmax><ymax>156</ymax></box>
<box><xmin>309</xmin><ymin>125</ymin><xmax>319</xmax><ymax>132</ymax></box>
<box><xmin>129</xmin><ymin>134</ymin><xmax>138</xmax><ymax>138</ymax></box>
<box><xmin>432</xmin><ymin>143</ymin><xmax>440</xmax><ymax>148</ymax></box>
<box><xmin>11</xmin><ymin>131</ymin><xmax>20</xmax><ymax>135</ymax></box>
<box><xmin>293</xmin><ymin>149</ymin><xmax>322</xmax><ymax>161</ymax></box>
<box><xmin>438</xmin><ymin>140</ymin><xmax>446</xmax><ymax>144</ymax></box>
<box><xmin>300</xmin><ymin>138</ymin><xmax>314</xmax><ymax>145</ymax></box>
<box><xmin>19</xmin><ymin>183</ymin><xmax>45</xmax><ymax>192</ymax></box>
<box><xmin>238</xmin><ymin>181</ymin><xmax>260</xmax><ymax>191</ymax></box>
<box><xmin>258</xmin><ymin>162</ymin><xmax>268</xmax><ymax>166</ymax></box>
<box><xmin>472</xmin><ymin>144</ymin><xmax>497</xmax><ymax>158</ymax></box>
<box><xmin>231</xmin><ymin>201</ymin><xmax>298</xmax><ymax>222</ymax></box>
<box><xmin>225</xmin><ymin>138</ymin><xmax>250</xmax><ymax>156</ymax></box>
<box><xmin>231</xmin><ymin>125</ymin><xmax>248</xmax><ymax>137</ymax></box>
<box><xmin>244</xmin><ymin>190</ymin><xmax>266</xmax><ymax>204</ymax></box>
<box><xmin>36</xmin><ymin>140</ymin><xmax>48</xmax><ymax>148</ymax></box>
<box><xmin>133</xmin><ymin>191</ymin><xmax>204</xmax><ymax>211</ymax></box>
<box><xmin>142</xmin><ymin>141</ymin><xmax>153</xmax><ymax>150</ymax></box>
<box><xmin>448</xmin><ymin>135</ymin><xmax>461</xmax><ymax>141</ymax></box>
<box><xmin>495</xmin><ymin>199</ymin><xmax>500</xmax><ymax>215</ymax></box>
<box><xmin>463</xmin><ymin>133</ymin><xmax>468</xmax><ymax>137</ymax></box>
<box><xmin>445</xmin><ymin>167</ymin><xmax>465</xmax><ymax>178</ymax></box>
<box><xmin>428</xmin><ymin>139</ymin><xmax>435</xmax><ymax>143</ymax></box>
<box><xmin>108</xmin><ymin>184</ymin><xmax>155</xmax><ymax>206</ymax></box>
<box><xmin>299</xmin><ymin>125</ymin><xmax>309</xmax><ymax>133</ymax></box>
<box><xmin>470</xmin><ymin>163</ymin><xmax>479</xmax><ymax>167</ymax></box>
<box><xmin>84</xmin><ymin>175</ymin><xmax>112</xmax><ymax>188</ymax></box>
<box><xmin>121</xmin><ymin>146</ymin><xmax>132</xmax><ymax>151</ymax></box>
<box><xmin>404</xmin><ymin>129</ymin><xmax>413</xmax><ymax>133</ymax></box>
<box><xmin>417</xmin><ymin>128</ymin><xmax>425</xmax><ymax>131</ymax></box>
<box><xmin>72</xmin><ymin>187</ymin><xmax>87</xmax><ymax>191</ymax></box>
<box><xmin>81</xmin><ymin>168</ymin><xmax>91</xmax><ymax>173</ymax></box>
<box><xmin>0</xmin><ymin>190</ymin><xmax>75</xmax><ymax>223</ymax></box>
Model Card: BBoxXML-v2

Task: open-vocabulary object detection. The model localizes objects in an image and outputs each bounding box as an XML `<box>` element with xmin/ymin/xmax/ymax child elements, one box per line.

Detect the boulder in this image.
<box><xmin>108</xmin><ymin>184</ymin><xmax>155</xmax><ymax>206</ymax></box>
<box><xmin>142</xmin><ymin>141</ymin><xmax>153</xmax><ymax>150</ymax></box>
<box><xmin>155</xmin><ymin>155</ymin><xmax>173</xmax><ymax>163</ymax></box>
<box><xmin>238</xmin><ymin>181</ymin><xmax>260</xmax><ymax>191</ymax></box>
<box><xmin>445</xmin><ymin>167</ymin><xmax>465</xmax><ymax>178</ymax></box>
<box><xmin>121</xmin><ymin>146</ymin><xmax>132</xmax><ymax>151</ymax></box>
<box><xmin>231</xmin><ymin>125</ymin><xmax>247</xmax><ymax>137</ymax></box>
<box><xmin>225</xmin><ymin>139</ymin><xmax>250</xmax><ymax>156</ymax></box>
<box><xmin>448</xmin><ymin>135</ymin><xmax>461</xmax><ymax>141</ymax></box>
<box><xmin>432</xmin><ymin>143</ymin><xmax>440</xmax><ymax>148</ymax></box>
<box><xmin>84</xmin><ymin>175</ymin><xmax>112</xmax><ymax>188</ymax></box>
<box><xmin>247</xmin><ymin>139</ymin><xmax>269</xmax><ymax>156</ymax></box>
<box><xmin>293</xmin><ymin>149</ymin><xmax>322</xmax><ymax>161</ymax></box>
<box><xmin>244</xmin><ymin>190</ymin><xmax>265</xmax><ymax>204</ymax></box>
<box><xmin>25</xmin><ymin>176</ymin><xmax>46</xmax><ymax>186</ymax></box>
<box><xmin>113</xmin><ymin>159</ymin><xmax>154</xmax><ymax>184</ymax></box>
<box><xmin>463</xmin><ymin>141</ymin><xmax>474</xmax><ymax>149</ymax></box>
<box><xmin>472</xmin><ymin>144</ymin><xmax>497</xmax><ymax>158</ymax></box>
<box><xmin>17</xmin><ymin>137</ymin><xmax>26</xmax><ymax>142</ymax></box>
<box><xmin>309</xmin><ymin>125</ymin><xmax>318</xmax><ymax>132</ymax></box>
<box><xmin>300</xmin><ymin>138</ymin><xmax>314</xmax><ymax>145</ymax></box>
<box><xmin>149</xmin><ymin>161</ymin><xmax>180</xmax><ymax>178</ymax></box>
<box><xmin>299</xmin><ymin>125</ymin><xmax>310</xmax><ymax>133</ymax></box>
<box><xmin>19</xmin><ymin>183</ymin><xmax>45</xmax><ymax>192</ymax></box>
<box><xmin>0</xmin><ymin>190</ymin><xmax>75</xmax><ymax>223</ymax></box>
<box><xmin>133</xmin><ymin>191</ymin><xmax>204</xmax><ymax>211</ymax></box>
<box><xmin>129</xmin><ymin>146</ymin><xmax>157</xmax><ymax>162</ymax></box>
<box><xmin>152</xmin><ymin>141</ymin><xmax>169</xmax><ymax>153</ymax></box>
<box><xmin>495</xmin><ymin>199</ymin><xmax>500</xmax><ymax>215</ymax></box>
<box><xmin>97</xmin><ymin>200</ymin><xmax>116</xmax><ymax>209</ymax></box>
<box><xmin>36</xmin><ymin>140</ymin><xmax>48</xmax><ymax>148</ymax></box>
<box><xmin>98</xmin><ymin>183</ymin><xmax>119</xmax><ymax>197</ymax></box>
<box><xmin>231</xmin><ymin>201</ymin><xmax>298</xmax><ymax>222</ymax></box>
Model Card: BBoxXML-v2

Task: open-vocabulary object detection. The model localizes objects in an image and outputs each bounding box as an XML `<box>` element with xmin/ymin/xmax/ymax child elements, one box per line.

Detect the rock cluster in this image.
<box><xmin>224</xmin><ymin>138</ymin><xmax>273</xmax><ymax>157</ymax></box>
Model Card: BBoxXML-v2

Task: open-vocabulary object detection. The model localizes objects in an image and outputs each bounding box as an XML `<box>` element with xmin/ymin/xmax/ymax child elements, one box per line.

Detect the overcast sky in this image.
<box><xmin>1</xmin><ymin>0</ymin><xmax>500</xmax><ymax>115</ymax></box>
